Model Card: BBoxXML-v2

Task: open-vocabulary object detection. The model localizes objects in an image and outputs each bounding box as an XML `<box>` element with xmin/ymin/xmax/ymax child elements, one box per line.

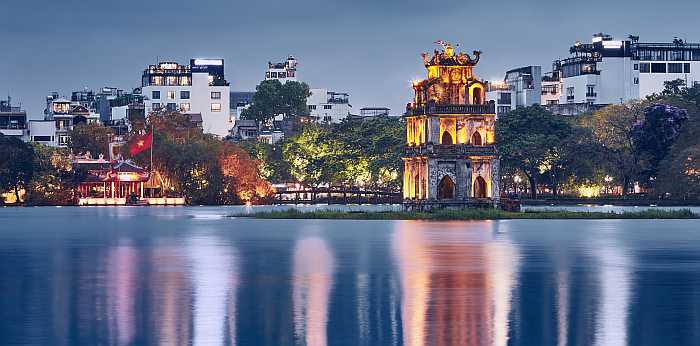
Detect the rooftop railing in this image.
<box><xmin>405</xmin><ymin>103</ymin><xmax>495</xmax><ymax>116</ymax></box>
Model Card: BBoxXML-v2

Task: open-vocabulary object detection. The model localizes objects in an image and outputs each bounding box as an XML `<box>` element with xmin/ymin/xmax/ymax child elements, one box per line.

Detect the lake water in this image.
<box><xmin>1</xmin><ymin>206</ymin><xmax>700</xmax><ymax>345</ymax></box>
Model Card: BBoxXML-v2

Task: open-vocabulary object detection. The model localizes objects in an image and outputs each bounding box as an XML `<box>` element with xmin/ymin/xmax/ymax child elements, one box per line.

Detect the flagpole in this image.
<box><xmin>150</xmin><ymin>124</ymin><xmax>154</xmax><ymax>173</ymax></box>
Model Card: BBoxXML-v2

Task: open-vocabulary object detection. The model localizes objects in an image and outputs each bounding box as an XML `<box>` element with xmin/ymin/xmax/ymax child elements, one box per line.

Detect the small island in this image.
<box><xmin>235</xmin><ymin>208</ymin><xmax>698</xmax><ymax>220</ymax></box>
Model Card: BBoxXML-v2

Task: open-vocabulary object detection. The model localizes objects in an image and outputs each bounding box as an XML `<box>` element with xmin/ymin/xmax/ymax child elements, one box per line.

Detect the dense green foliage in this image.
<box><xmin>68</xmin><ymin>122</ymin><xmax>114</xmax><ymax>157</ymax></box>
<box><xmin>240</xmin><ymin>80</ymin><xmax>310</xmax><ymax>125</ymax></box>
<box><xmin>0</xmin><ymin>134</ymin><xmax>35</xmax><ymax>203</ymax></box>
<box><xmin>238</xmin><ymin>116</ymin><xmax>405</xmax><ymax>190</ymax></box>
<box><xmin>238</xmin><ymin>208</ymin><xmax>698</xmax><ymax>220</ymax></box>
<box><xmin>497</xmin><ymin>81</ymin><xmax>700</xmax><ymax>200</ymax></box>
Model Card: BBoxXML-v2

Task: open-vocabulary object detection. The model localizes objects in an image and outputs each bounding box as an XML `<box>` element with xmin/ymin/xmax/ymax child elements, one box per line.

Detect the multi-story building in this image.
<box><xmin>265</xmin><ymin>56</ymin><xmax>298</xmax><ymax>83</ymax></box>
<box><xmin>486</xmin><ymin>66</ymin><xmax>542</xmax><ymax>117</ymax></box>
<box><xmin>403</xmin><ymin>42</ymin><xmax>499</xmax><ymax>210</ymax></box>
<box><xmin>141</xmin><ymin>59</ymin><xmax>231</xmax><ymax>137</ymax></box>
<box><xmin>556</xmin><ymin>33</ymin><xmax>700</xmax><ymax>108</ymax></box>
<box><xmin>307</xmin><ymin>89</ymin><xmax>351</xmax><ymax>123</ymax></box>
<box><xmin>0</xmin><ymin>97</ymin><xmax>27</xmax><ymax>139</ymax></box>
<box><xmin>43</xmin><ymin>92</ymin><xmax>100</xmax><ymax>147</ymax></box>
<box><xmin>541</xmin><ymin>70</ymin><xmax>562</xmax><ymax>106</ymax></box>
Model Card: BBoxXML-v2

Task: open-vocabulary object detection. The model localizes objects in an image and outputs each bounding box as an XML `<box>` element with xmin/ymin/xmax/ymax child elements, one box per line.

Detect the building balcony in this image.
<box><xmin>405</xmin><ymin>103</ymin><xmax>495</xmax><ymax>116</ymax></box>
<box><xmin>566</xmin><ymin>95</ymin><xmax>575</xmax><ymax>101</ymax></box>
<box><xmin>404</xmin><ymin>143</ymin><xmax>497</xmax><ymax>157</ymax></box>
<box><xmin>586</xmin><ymin>92</ymin><xmax>597</xmax><ymax>98</ymax></box>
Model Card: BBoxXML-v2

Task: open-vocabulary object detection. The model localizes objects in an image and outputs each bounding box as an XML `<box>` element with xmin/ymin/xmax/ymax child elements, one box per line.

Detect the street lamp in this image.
<box><xmin>514</xmin><ymin>175</ymin><xmax>522</xmax><ymax>195</ymax></box>
<box><xmin>604</xmin><ymin>175</ymin><xmax>613</xmax><ymax>195</ymax></box>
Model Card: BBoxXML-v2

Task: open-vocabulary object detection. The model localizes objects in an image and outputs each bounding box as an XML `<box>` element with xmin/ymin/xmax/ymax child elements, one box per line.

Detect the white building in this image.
<box><xmin>42</xmin><ymin>93</ymin><xmax>100</xmax><ymax>147</ymax></box>
<box><xmin>0</xmin><ymin>98</ymin><xmax>28</xmax><ymax>140</ymax></box>
<box><xmin>307</xmin><ymin>89</ymin><xmax>351</xmax><ymax>123</ymax></box>
<box><xmin>541</xmin><ymin>71</ymin><xmax>562</xmax><ymax>106</ymax></box>
<box><xmin>485</xmin><ymin>66</ymin><xmax>541</xmax><ymax>117</ymax></box>
<box><xmin>556</xmin><ymin>33</ymin><xmax>700</xmax><ymax>107</ymax></box>
<box><xmin>265</xmin><ymin>56</ymin><xmax>298</xmax><ymax>83</ymax></box>
<box><xmin>141</xmin><ymin>59</ymin><xmax>231</xmax><ymax>137</ymax></box>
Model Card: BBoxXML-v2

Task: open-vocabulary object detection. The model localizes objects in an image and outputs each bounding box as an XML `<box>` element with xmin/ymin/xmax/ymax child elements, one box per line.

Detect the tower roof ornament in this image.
<box><xmin>422</xmin><ymin>40</ymin><xmax>481</xmax><ymax>67</ymax></box>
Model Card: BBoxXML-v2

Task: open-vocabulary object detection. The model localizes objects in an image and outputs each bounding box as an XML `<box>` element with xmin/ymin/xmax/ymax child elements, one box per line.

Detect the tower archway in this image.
<box><xmin>438</xmin><ymin>175</ymin><xmax>455</xmax><ymax>200</ymax></box>
<box><xmin>473</xmin><ymin>176</ymin><xmax>487</xmax><ymax>198</ymax></box>
<box><xmin>472</xmin><ymin>87</ymin><xmax>483</xmax><ymax>105</ymax></box>
<box><xmin>471</xmin><ymin>131</ymin><xmax>482</xmax><ymax>146</ymax></box>
<box><xmin>441</xmin><ymin>131</ymin><xmax>453</xmax><ymax>145</ymax></box>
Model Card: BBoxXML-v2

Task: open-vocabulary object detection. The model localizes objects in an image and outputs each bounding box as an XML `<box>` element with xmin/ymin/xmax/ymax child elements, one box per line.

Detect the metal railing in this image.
<box><xmin>406</xmin><ymin>103</ymin><xmax>495</xmax><ymax>116</ymax></box>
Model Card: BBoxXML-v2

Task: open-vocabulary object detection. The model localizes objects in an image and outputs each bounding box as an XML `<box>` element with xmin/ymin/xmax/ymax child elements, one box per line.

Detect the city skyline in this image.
<box><xmin>3</xmin><ymin>0</ymin><xmax>700</xmax><ymax>118</ymax></box>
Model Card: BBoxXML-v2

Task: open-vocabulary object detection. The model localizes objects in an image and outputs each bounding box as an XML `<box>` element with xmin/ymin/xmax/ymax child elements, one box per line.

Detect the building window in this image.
<box><xmin>497</xmin><ymin>106</ymin><xmax>511</xmax><ymax>114</ymax></box>
<box><xmin>152</xmin><ymin>91</ymin><xmax>161</xmax><ymax>99</ymax></box>
<box><xmin>323</xmin><ymin>105</ymin><xmax>332</xmax><ymax>110</ymax></box>
<box><xmin>586</xmin><ymin>85</ymin><xmax>596</xmax><ymax>98</ymax></box>
<box><xmin>634</xmin><ymin>64</ymin><xmax>639</xmax><ymax>71</ymax></box>
<box><xmin>167</xmin><ymin>91</ymin><xmax>176</xmax><ymax>99</ymax></box>
<box><xmin>211</xmin><ymin>91</ymin><xmax>221</xmax><ymax>99</ymax></box>
<box><xmin>669</xmin><ymin>63</ymin><xmax>683</xmax><ymax>73</ymax></box>
<box><xmin>167</xmin><ymin>103</ymin><xmax>176</xmax><ymax>111</ymax></box>
<box><xmin>58</xmin><ymin>136</ymin><xmax>69</xmax><ymax>145</ymax></box>
<box><xmin>323</xmin><ymin>116</ymin><xmax>332</xmax><ymax>122</ymax></box>
<box><xmin>180</xmin><ymin>91</ymin><xmax>190</xmax><ymax>99</ymax></box>
<box><xmin>684</xmin><ymin>63</ymin><xmax>691</xmax><ymax>73</ymax></box>
<box><xmin>634</xmin><ymin>77</ymin><xmax>639</xmax><ymax>84</ymax></box>
<box><xmin>497</xmin><ymin>92</ymin><xmax>511</xmax><ymax>105</ymax></box>
<box><xmin>651</xmin><ymin>63</ymin><xmax>667</xmax><ymax>73</ymax></box>
<box><xmin>152</xmin><ymin>102</ymin><xmax>161</xmax><ymax>110</ymax></box>
<box><xmin>180</xmin><ymin>103</ymin><xmax>191</xmax><ymax>112</ymax></box>
<box><xmin>640</xmin><ymin>63</ymin><xmax>651</xmax><ymax>73</ymax></box>
<box><xmin>566</xmin><ymin>87</ymin><xmax>574</xmax><ymax>102</ymax></box>
<box><xmin>271</xmin><ymin>72</ymin><xmax>277</xmax><ymax>78</ymax></box>
<box><xmin>308</xmin><ymin>105</ymin><xmax>317</xmax><ymax>110</ymax></box>
<box><xmin>266</xmin><ymin>72</ymin><xmax>270</xmax><ymax>78</ymax></box>
<box><xmin>278</xmin><ymin>72</ymin><xmax>287</xmax><ymax>78</ymax></box>
<box><xmin>211</xmin><ymin>103</ymin><xmax>222</xmax><ymax>112</ymax></box>
<box><xmin>546</xmin><ymin>100</ymin><xmax>558</xmax><ymax>105</ymax></box>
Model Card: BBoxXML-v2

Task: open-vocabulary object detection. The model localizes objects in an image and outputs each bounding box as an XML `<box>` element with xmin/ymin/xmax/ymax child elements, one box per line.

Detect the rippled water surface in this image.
<box><xmin>1</xmin><ymin>206</ymin><xmax>700</xmax><ymax>345</ymax></box>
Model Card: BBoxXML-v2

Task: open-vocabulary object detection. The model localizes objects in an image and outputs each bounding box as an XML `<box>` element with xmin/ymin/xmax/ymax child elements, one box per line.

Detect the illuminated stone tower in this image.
<box><xmin>403</xmin><ymin>42</ymin><xmax>499</xmax><ymax>209</ymax></box>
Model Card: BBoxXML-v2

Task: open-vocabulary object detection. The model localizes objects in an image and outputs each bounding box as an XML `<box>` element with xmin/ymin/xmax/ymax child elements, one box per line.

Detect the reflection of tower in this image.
<box><xmin>188</xmin><ymin>235</ymin><xmax>236</xmax><ymax>345</ymax></box>
<box><xmin>292</xmin><ymin>237</ymin><xmax>335</xmax><ymax>346</ymax></box>
<box><xmin>392</xmin><ymin>221</ymin><xmax>519</xmax><ymax>346</ymax></box>
<box><xmin>404</xmin><ymin>42</ymin><xmax>499</xmax><ymax>210</ymax></box>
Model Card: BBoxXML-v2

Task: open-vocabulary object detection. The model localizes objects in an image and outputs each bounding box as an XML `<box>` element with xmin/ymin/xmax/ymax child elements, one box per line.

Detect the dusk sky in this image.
<box><xmin>3</xmin><ymin>0</ymin><xmax>700</xmax><ymax>118</ymax></box>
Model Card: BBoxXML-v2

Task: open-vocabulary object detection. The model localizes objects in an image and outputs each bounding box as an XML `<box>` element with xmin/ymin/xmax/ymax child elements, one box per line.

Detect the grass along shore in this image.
<box><xmin>233</xmin><ymin>208</ymin><xmax>698</xmax><ymax>220</ymax></box>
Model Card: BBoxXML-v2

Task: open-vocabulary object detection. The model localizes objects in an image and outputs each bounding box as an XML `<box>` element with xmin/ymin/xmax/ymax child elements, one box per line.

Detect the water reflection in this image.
<box><xmin>392</xmin><ymin>221</ymin><xmax>519</xmax><ymax>346</ymax></box>
<box><xmin>105</xmin><ymin>240</ymin><xmax>137</xmax><ymax>345</ymax></box>
<box><xmin>188</xmin><ymin>235</ymin><xmax>237</xmax><ymax>345</ymax></box>
<box><xmin>292</xmin><ymin>237</ymin><xmax>335</xmax><ymax>346</ymax></box>
<box><xmin>593</xmin><ymin>223</ymin><xmax>631</xmax><ymax>346</ymax></box>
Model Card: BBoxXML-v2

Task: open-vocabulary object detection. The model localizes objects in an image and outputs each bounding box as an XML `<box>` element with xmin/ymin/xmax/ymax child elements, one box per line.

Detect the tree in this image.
<box><xmin>632</xmin><ymin>104</ymin><xmax>688</xmax><ymax>184</ymax></box>
<box><xmin>68</xmin><ymin>122</ymin><xmax>114</xmax><ymax>157</ymax></box>
<box><xmin>0</xmin><ymin>134</ymin><xmax>35</xmax><ymax>204</ymax></box>
<box><xmin>24</xmin><ymin>144</ymin><xmax>75</xmax><ymax>206</ymax></box>
<box><xmin>496</xmin><ymin>106</ymin><xmax>571</xmax><ymax>199</ymax></box>
<box><xmin>241</xmin><ymin>80</ymin><xmax>310</xmax><ymax>126</ymax></box>
<box><xmin>237</xmin><ymin>140</ymin><xmax>291</xmax><ymax>183</ymax></box>
<box><xmin>579</xmin><ymin>102</ymin><xmax>647</xmax><ymax>194</ymax></box>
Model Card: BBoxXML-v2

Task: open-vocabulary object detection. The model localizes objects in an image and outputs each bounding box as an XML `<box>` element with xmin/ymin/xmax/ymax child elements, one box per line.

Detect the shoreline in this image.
<box><xmin>233</xmin><ymin>208</ymin><xmax>699</xmax><ymax>220</ymax></box>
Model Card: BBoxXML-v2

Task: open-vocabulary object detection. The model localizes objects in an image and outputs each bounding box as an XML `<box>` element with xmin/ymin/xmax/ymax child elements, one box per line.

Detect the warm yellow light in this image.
<box><xmin>577</xmin><ymin>185</ymin><xmax>601</xmax><ymax>198</ymax></box>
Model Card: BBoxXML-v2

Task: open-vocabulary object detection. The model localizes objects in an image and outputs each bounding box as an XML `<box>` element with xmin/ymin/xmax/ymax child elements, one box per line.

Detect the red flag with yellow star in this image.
<box><xmin>128</xmin><ymin>130</ymin><xmax>153</xmax><ymax>156</ymax></box>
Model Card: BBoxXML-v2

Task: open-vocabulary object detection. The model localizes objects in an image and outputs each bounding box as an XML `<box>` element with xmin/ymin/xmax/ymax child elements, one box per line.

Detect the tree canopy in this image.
<box><xmin>68</xmin><ymin>122</ymin><xmax>114</xmax><ymax>157</ymax></box>
<box><xmin>240</xmin><ymin>80</ymin><xmax>310</xmax><ymax>126</ymax></box>
<box><xmin>0</xmin><ymin>134</ymin><xmax>35</xmax><ymax>203</ymax></box>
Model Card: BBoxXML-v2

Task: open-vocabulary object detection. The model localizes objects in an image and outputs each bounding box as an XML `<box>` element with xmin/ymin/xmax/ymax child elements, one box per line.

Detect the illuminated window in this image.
<box><xmin>166</xmin><ymin>76</ymin><xmax>177</xmax><ymax>86</ymax></box>
<box><xmin>211</xmin><ymin>91</ymin><xmax>221</xmax><ymax>99</ymax></box>
<box><xmin>179</xmin><ymin>76</ymin><xmax>191</xmax><ymax>86</ymax></box>
<box><xmin>151</xmin><ymin>76</ymin><xmax>163</xmax><ymax>86</ymax></box>
<box><xmin>152</xmin><ymin>91</ymin><xmax>160</xmax><ymax>99</ymax></box>
<box><xmin>211</xmin><ymin>103</ymin><xmax>221</xmax><ymax>112</ymax></box>
<box><xmin>167</xmin><ymin>91</ymin><xmax>176</xmax><ymax>99</ymax></box>
<box><xmin>180</xmin><ymin>103</ymin><xmax>191</xmax><ymax>112</ymax></box>
<box><xmin>180</xmin><ymin>91</ymin><xmax>190</xmax><ymax>99</ymax></box>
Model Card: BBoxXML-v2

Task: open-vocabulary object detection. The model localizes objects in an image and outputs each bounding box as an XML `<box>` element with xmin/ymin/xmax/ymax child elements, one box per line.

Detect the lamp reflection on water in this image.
<box><xmin>392</xmin><ymin>220</ymin><xmax>519</xmax><ymax>346</ymax></box>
